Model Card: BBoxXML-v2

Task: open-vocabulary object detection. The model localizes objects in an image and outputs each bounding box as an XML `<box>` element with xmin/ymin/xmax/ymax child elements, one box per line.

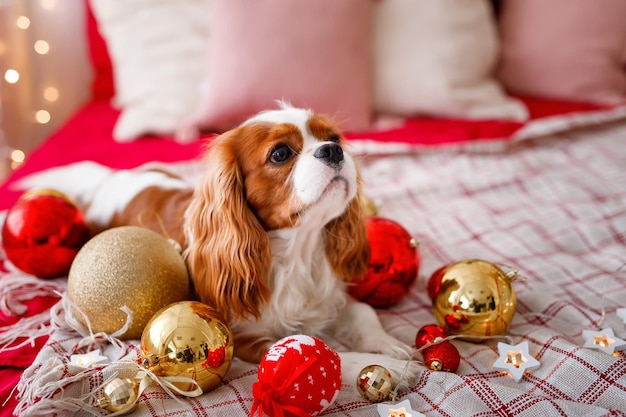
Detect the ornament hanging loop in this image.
<box><xmin>136</xmin><ymin>209</ymin><xmax>183</xmax><ymax>254</ymax></box>
<box><xmin>497</xmin><ymin>263</ymin><xmax>526</xmax><ymax>282</ymax></box>
<box><xmin>505</xmin><ymin>269</ymin><xmax>519</xmax><ymax>282</ymax></box>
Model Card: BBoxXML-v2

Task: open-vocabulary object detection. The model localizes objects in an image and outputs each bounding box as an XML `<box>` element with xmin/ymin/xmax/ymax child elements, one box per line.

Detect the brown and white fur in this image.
<box><xmin>19</xmin><ymin>104</ymin><xmax>420</xmax><ymax>387</ymax></box>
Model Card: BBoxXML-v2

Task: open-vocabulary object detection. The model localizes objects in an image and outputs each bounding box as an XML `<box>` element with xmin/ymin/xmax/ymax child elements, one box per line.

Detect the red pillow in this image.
<box><xmin>85</xmin><ymin>0</ymin><xmax>114</xmax><ymax>100</ymax></box>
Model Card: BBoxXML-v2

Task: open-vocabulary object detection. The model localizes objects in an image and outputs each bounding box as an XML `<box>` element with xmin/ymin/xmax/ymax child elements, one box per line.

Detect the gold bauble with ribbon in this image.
<box><xmin>140</xmin><ymin>301</ymin><xmax>234</xmax><ymax>393</ymax></box>
<box><xmin>67</xmin><ymin>226</ymin><xmax>192</xmax><ymax>339</ymax></box>
<box><xmin>428</xmin><ymin>259</ymin><xmax>518</xmax><ymax>339</ymax></box>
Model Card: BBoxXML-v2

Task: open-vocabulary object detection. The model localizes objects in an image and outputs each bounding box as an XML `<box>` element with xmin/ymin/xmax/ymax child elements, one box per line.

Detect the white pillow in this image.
<box><xmin>373</xmin><ymin>0</ymin><xmax>528</xmax><ymax>121</ymax></box>
<box><xmin>89</xmin><ymin>0</ymin><xmax>210</xmax><ymax>142</ymax></box>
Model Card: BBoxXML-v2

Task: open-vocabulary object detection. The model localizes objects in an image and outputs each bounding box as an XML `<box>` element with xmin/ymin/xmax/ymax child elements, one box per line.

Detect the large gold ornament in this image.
<box><xmin>141</xmin><ymin>301</ymin><xmax>234</xmax><ymax>393</ymax></box>
<box><xmin>67</xmin><ymin>226</ymin><xmax>191</xmax><ymax>339</ymax></box>
<box><xmin>429</xmin><ymin>259</ymin><xmax>518</xmax><ymax>339</ymax></box>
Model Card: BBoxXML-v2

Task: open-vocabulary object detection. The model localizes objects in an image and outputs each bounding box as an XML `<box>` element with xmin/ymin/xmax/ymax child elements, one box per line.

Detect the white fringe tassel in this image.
<box><xmin>12</xmin><ymin>293</ymin><xmax>136</xmax><ymax>416</ymax></box>
<box><xmin>0</xmin><ymin>267</ymin><xmax>66</xmax><ymax>353</ymax></box>
<box><xmin>49</xmin><ymin>292</ymin><xmax>135</xmax><ymax>357</ymax></box>
<box><xmin>12</xmin><ymin>293</ymin><xmax>201</xmax><ymax>416</ymax></box>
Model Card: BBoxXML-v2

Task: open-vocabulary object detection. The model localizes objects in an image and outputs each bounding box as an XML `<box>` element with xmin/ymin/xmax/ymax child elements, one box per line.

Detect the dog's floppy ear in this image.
<box><xmin>324</xmin><ymin>175</ymin><xmax>370</xmax><ymax>281</ymax></box>
<box><xmin>184</xmin><ymin>129</ymin><xmax>271</xmax><ymax>322</ymax></box>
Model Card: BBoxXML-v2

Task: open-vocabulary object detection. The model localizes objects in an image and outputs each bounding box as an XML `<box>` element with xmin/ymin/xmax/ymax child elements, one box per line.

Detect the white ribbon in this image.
<box><xmin>105</xmin><ymin>363</ymin><xmax>203</xmax><ymax>416</ymax></box>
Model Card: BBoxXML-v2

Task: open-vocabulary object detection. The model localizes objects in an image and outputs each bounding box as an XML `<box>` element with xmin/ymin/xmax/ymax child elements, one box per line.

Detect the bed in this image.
<box><xmin>1</xmin><ymin>1</ymin><xmax>626</xmax><ymax>416</ymax></box>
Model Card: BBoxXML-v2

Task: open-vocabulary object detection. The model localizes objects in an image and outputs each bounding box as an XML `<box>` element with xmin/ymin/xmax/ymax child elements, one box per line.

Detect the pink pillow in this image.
<box><xmin>180</xmin><ymin>0</ymin><xmax>372</xmax><ymax>136</ymax></box>
<box><xmin>497</xmin><ymin>0</ymin><xmax>626</xmax><ymax>105</ymax></box>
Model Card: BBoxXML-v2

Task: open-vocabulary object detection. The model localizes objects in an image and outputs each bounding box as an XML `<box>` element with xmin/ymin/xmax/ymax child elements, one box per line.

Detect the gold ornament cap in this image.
<box><xmin>359</xmin><ymin>195</ymin><xmax>379</xmax><ymax>217</ymax></box>
<box><xmin>20</xmin><ymin>188</ymin><xmax>74</xmax><ymax>203</ymax></box>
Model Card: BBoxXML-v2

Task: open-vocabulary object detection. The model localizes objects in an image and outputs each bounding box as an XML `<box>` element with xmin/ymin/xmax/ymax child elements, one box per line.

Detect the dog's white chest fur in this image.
<box><xmin>254</xmin><ymin>227</ymin><xmax>347</xmax><ymax>338</ymax></box>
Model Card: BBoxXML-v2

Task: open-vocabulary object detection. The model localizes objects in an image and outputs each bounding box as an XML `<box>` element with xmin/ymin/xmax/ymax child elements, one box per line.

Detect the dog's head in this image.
<box><xmin>184</xmin><ymin>103</ymin><xmax>369</xmax><ymax>321</ymax></box>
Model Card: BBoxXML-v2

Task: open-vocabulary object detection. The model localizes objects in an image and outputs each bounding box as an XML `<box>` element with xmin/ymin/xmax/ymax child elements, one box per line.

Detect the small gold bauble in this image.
<box><xmin>141</xmin><ymin>301</ymin><xmax>234</xmax><ymax>393</ymax></box>
<box><xmin>431</xmin><ymin>259</ymin><xmax>518</xmax><ymax>339</ymax></box>
<box><xmin>68</xmin><ymin>226</ymin><xmax>191</xmax><ymax>339</ymax></box>
<box><xmin>356</xmin><ymin>364</ymin><xmax>394</xmax><ymax>402</ymax></box>
<box><xmin>360</xmin><ymin>195</ymin><xmax>379</xmax><ymax>217</ymax></box>
<box><xmin>97</xmin><ymin>377</ymin><xmax>138</xmax><ymax>414</ymax></box>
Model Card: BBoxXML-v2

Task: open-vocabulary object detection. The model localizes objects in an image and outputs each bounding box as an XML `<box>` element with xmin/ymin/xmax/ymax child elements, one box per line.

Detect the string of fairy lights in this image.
<box><xmin>0</xmin><ymin>0</ymin><xmax>62</xmax><ymax>175</ymax></box>
<box><xmin>0</xmin><ymin>72</ymin><xmax>27</xmax><ymax>171</ymax></box>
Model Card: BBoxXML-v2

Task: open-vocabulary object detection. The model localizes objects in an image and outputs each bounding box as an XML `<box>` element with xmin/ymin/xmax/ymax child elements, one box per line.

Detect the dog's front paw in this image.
<box><xmin>356</xmin><ymin>333</ymin><xmax>415</xmax><ymax>361</ymax></box>
<box><xmin>379</xmin><ymin>337</ymin><xmax>416</xmax><ymax>361</ymax></box>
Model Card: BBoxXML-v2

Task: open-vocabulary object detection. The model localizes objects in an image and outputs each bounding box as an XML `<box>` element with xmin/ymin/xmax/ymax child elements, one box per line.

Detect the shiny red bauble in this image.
<box><xmin>415</xmin><ymin>324</ymin><xmax>448</xmax><ymax>349</ymax></box>
<box><xmin>1</xmin><ymin>190</ymin><xmax>90</xmax><ymax>278</ymax></box>
<box><xmin>427</xmin><ymin>264</ymin><xmax>448</xmax><ymax>301</ymax></box>
<box><xmin>349</xmin><ymin>217</ymin><xmax>419</xmax><ymax>308</ymax></box>
<box><xmin>423</xmin><ymin>340</ymin><xmax>461</xmax><ymax>373</ymax></box>
<box><xmin>251</xmin><ymin>335</ymin><xmax>341</xmax><ymax>417</ymax></box>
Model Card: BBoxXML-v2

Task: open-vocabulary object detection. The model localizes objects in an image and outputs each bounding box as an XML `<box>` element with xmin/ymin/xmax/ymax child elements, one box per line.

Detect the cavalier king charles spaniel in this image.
<box><xmin>21</xmin><ymin>103</ymin><xmax>420</xmax><ymax>386</ymax></box>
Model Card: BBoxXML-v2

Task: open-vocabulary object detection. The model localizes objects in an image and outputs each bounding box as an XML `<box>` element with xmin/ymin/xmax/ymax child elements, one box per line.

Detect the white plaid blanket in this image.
<box><xmin>11</xmin><ymin>115</ymin><xmax>626</xmax><ymax>416</ymax></box>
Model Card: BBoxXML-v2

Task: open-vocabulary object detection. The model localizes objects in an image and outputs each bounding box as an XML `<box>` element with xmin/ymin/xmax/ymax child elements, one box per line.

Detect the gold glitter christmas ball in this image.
<box><xmin>141</xmin><ymin>301</ymin><xmax>234</xmax><ymax>393</ymax></box>
<box><xmin>430</xmin><ymin>259</ymin><xmax>518</xmax><ymax>339</ymax></box>
<box><xmin>68</xmin><ymin>226</ymin><xmax>191</xmax><ymax>340</ymax></box>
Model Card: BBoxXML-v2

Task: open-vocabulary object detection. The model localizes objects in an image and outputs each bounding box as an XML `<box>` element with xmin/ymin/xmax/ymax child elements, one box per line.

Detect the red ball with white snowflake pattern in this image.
<box><xmin>251</xmin><ymin>335</ymin><xmax>342</xmax><ymax>417</ymax></box>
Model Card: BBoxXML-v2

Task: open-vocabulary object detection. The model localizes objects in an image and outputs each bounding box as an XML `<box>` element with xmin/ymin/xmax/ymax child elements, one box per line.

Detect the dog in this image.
<box><xmin>20</xmin><ymin>103</ymin><xmax>420</xmax><ymax>388</ymax></box>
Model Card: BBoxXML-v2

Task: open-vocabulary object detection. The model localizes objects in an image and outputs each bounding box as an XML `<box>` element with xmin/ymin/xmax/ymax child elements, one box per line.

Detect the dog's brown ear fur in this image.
<box><xmin>184</xmin><ymin>129</ymin><xmax>271</xmax><ymax>322</ymax></box>
<box><xmin>324</xmin><ymin>175</ymin><xmax>370</xmax><ymax>281</ymax></box>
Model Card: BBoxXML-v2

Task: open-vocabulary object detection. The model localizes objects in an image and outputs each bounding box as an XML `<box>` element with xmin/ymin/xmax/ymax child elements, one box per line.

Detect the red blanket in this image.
<box><xmin>0</xmin><ymin>96</ymin><xmax>610</xmax><ymax>211</ymax></box>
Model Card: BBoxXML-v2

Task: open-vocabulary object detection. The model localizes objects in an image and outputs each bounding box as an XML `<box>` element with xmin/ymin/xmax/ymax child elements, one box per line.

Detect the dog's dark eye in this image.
<box><xmin>269</xmin><ymin>144</ymin><xmax>294</xmax><ymax>164</ymax></box>
<box><xmin>328</xmin><ymin>133</ymin><xmax>341</xmax><ymax>143</ymax></box>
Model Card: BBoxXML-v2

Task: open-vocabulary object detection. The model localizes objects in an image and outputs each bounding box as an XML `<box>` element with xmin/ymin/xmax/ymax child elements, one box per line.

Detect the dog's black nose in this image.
<box><xmin>314</xmin><ymin>143</ymin><xmax>344</xmax><ymax>165</ymax></box>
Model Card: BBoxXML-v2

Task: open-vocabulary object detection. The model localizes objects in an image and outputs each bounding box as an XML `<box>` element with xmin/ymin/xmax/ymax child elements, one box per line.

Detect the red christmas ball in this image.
<box><xmin>349</xmin><ymin>217</ymin><xmax>419</xmax><ymax>308</ymax></box>
<box><xmin>252</xmin><ymin>335</ymin><xmax>341</xmax><ymax>417</ymax></box>
<box><xmin>1</xmin><ymin>190</ymin><xmax>90</xmax><ymax>278</ymax></box>
<box><xmin>415</xmin><ymin>324</ymin><xmax>448</xmax><ymax>349</ymax></box>
<box><xmin>422</xmin><ymin>340</ymin><xmax>460</xmax><ymax>373</ymax></box>
<box><xmin>427</xmin><ymin>264</ymin><xmax>448</xmax><ymax>300</ymax></box>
